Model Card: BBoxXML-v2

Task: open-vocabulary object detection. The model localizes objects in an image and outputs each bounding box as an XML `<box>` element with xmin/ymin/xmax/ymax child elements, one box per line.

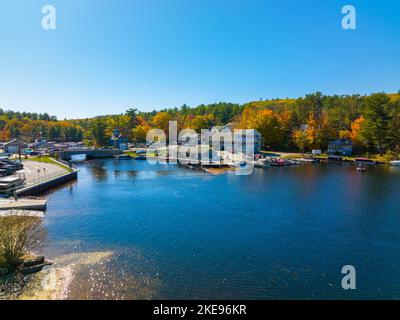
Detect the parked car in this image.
<box><xmin>14</xmin><ymin>160</ymin><xmax>23</xmax><ymax>170</ymax></box>
<box><xmin>0</xmin><ymin>159</ymin><xmax>23</xmax><ymax>171</ymax></box>
<box><xmin>29</xmin><ymin>151</ymin><xmax>40</xmax><ymax>156</ymax></box>
<box><xmin>1</xmin><ymin>153</ymin><xmax>12</xmax><ymax>158</ymax></box>
<box><xmin>0</xmin><ymin>166</ymin><xmax>16</xmax><ymax>175</ymax></box>
<box><xmin>0</xmin><ymin>169</ymin><xmax>8</xmax><ymax>177</ymax></box>
<box><xmin>0</xmin><ymin>162</ymin><xmax>9</xmax><ymax>167</ymax></box>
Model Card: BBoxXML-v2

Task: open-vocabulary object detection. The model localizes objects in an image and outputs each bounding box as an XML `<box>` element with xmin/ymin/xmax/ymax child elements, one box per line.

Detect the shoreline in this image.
<box><xmin>1</xmin><ymin>251</ymin><xmax>114</xmax><ymax>300</ymax></box>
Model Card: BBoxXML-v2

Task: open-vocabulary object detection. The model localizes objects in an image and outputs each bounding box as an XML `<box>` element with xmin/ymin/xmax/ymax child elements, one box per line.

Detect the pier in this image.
<box><xmin>0</xmin><ymin>198</ymin><xmax>47</xmax><ymax>211</ymax></box>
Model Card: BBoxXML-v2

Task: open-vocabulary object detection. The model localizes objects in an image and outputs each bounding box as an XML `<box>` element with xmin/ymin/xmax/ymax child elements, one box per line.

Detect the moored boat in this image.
<box><xmin>299</xmin><ymin>158</ymin><xmax>316</xmax><ymax>163</ymax></box>
<box><xmin>356</xmin><ymin>166</ymin><xmax>366</xmax><ymax>173</ymax></box>
<box><xmin>115</xmin><ymin>154</ymin><xmax>132</xmax><ymax>160</ymax></box>
<box><xmin>327</xmin><ymin>155</ymin><xmax>343</xmax><ymax>162</ymax></box>
<box><xmin>255</xmin><ymin>159</ymin><xmax>269</xmax><ymax>168</ymax></box>
<box><xmin>269</xmin><ymin>158</ymin><xmax>286</xmax><ymax>167</ymax></box>
<box><xmin>134</xmin><ymin>155</ymin><xmax>147</xmax><ymax>160</ymax></box>
<box><xmin>286</xmin><ymin>159</ymin><xmax>300</xmax><ymax>166</ymax></box>
<box><xmin>390</xmin><ymin>160</ymin><xmax>400</xmax><ymax>167</ymax></box>
<box><xmin>354</xmin><ymin>158</ymin><xmax>377</xmax><ymax>165</ymax></box>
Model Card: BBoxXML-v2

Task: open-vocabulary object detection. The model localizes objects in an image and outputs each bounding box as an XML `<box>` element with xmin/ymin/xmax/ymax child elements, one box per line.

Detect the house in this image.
<box><xmin>29</xmin><ymin>139</ymin><xmax>56</xmax><ymax>150</ymax></box>
<box><xmin>110</xmin><ymin>129</ymin><xmax>128</xmax><ymax>150</ymax></box>
<box><xmin>233</xmin><ymin>129</ymin><xmax>262</xmax><ymax>155</ymax></box>
<box><xmin>209</xmin><ymin>124</ymin><xmax>233</xmax><ymax>152</ymax></box>
<box><xmin>209</xmin><ymin>124</ymin><xmax>262</xmax><ymax>155</ymax></box>
<box><xmin>4</xmin><ymin>139</ymin><xmax>28</xmax><ymax>154</ymax></box>
<box><xmin>312</xmin><ymin>149</ymin><xmax>322</xmax><ymax>155</ymax></box>
<box><xmin>327</xmin><ymin>139</ymin><xmax>353</xmax><ymax>156</ymax></box>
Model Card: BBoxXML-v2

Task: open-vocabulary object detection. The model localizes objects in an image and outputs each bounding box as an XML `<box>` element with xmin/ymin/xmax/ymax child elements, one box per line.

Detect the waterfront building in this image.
<box><xmin>111</xmin><ymin>129</ymin><xmax>128</xmax><ymax>150</ymax></box>
<box><xmin>209</xmin><ymin>124</ymin><xmax>262</xmax><ymax>155</ymax></box>
<box><xmin>327</xmin><ymin>139</ymin><xmax>353</xmax><ymax>156</ymax></box>
<box><xmin>4</xmin><ymin>139</ymin><xmax>28</xmax><ymax>154</ymax></box>
<box><xmin>233</xmin><ymin>129</ymin><xmax>262</xmax><ymax>155</ymax></box>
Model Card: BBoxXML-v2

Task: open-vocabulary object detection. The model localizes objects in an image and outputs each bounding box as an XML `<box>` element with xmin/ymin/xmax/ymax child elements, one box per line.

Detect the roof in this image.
<box><xmin>329</xmin><ymin>138</ymin><xmax>352</xmax><ymax>146</ymax></box>
<box><xmin>4</xmin><ymin>139</ymin><xmax>27</xmax><ymax>146</ymax></box>
<box><xmin>234</xmin><ymin>129</ymin><xmax>262</xmax><ymax>137</ymax></box>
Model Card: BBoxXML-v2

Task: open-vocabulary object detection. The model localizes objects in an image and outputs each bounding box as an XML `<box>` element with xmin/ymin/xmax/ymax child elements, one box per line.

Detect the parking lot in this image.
<box><xmin>18</xmin><ymin>161</ymin><xmax>67</xmax><ymax>184</ymax></box>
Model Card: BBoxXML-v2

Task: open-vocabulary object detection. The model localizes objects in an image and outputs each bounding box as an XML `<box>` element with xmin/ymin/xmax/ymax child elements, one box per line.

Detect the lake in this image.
<box><xmin>42</xmin><ymin>159</ymin><xmax>400</xmax><ymax>299</ymax></box>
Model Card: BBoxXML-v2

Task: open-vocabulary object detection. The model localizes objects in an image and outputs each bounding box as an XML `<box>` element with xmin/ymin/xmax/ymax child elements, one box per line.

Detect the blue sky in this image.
<box><xmin>0</xmin><ymin>0</ymin><xmax>399</xmax><ymax>119</ymax></box>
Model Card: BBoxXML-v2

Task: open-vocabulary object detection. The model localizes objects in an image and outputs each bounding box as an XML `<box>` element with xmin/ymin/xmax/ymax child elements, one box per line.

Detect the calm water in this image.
<box><xmin>42</xmin><ymin>160</ymin><xmax>400</xmax><ymax>299</ymax></box>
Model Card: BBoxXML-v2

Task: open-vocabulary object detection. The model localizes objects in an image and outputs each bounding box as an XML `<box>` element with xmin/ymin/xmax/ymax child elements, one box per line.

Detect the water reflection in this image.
<box><xmin>87</xmin><ymin>162</ymin><xmax>109</xmax><ymax>182</ymax></box>
<box><xmin>43</xmin><ymin>160</ymin><xmax>400</xmax><ymax>299</ymax></box>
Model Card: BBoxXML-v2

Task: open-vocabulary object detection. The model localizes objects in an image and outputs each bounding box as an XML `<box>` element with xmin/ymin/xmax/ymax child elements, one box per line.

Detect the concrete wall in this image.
<box><xmin>16</xmin><ymin>171</ymin><xmax>78</xmax><ymax>196</ymax></box>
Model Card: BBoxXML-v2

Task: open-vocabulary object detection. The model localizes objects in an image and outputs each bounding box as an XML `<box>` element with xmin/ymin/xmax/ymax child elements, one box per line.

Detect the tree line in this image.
<box><xmin>2</xmin><ymin>92</ymin><xmax>400</xmax><ymax>157</ymax></box>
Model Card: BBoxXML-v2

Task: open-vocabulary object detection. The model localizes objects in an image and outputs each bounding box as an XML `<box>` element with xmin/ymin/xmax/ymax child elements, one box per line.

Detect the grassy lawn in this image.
<box><xmin>23</xmin><ymin>156</ymin><xmax>73</xmax><ymax>171</ymax></box>
<box><xmin>280</xmin><ymin>153</ymin><xmax>303</xmax><ymax>159</ymax></box>
<box><xmin>126</xmin><ymin>151</ymin><xmax>157</xmax><ymax>157</ymax></box>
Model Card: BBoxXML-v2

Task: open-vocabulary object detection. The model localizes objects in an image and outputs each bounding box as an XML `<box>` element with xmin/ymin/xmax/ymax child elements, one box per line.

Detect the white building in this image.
<box><xmin>233</xmin><ymin>129</ymin><xmax>262</xmax><ymax>155</ymax></box>
<box><xmin>209</xmin><ymin>124</ymin><xmax>262</xmax><ymax>156</ymax></box>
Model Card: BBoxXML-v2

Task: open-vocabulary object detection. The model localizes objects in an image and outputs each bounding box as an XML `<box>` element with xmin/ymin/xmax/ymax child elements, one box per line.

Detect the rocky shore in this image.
<box><xmin>1</xmin><ymin>251</ymin><xmax>113</xmax><ymax>300</ymax></box>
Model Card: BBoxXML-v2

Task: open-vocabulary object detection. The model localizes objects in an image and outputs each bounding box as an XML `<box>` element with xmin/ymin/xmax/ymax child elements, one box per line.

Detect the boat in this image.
<box><xmin>390</xmin><ymin>160</ymin><xmax>400</xmax><ymax>167</ymax></box>
<box><xmin>255</xmin><ymin>159</ymin><xmax>269</xmax><ymax>168</ymax></box>
<box><xmin>354</xmin><ymin>158</ymin><xmax>377</xmax><ymax>165</ymax></box>
<box><xmin>238</xmin><ymin>161</ymin><xmax>247</xmax><ymax>168</ymax></box>
<box><xmin>327</xmin><ymin>155</ymin><xmax>343</xmax><ymax>162</ymax></box>
<box><xmin>269</xmin><ymin>158</ymin><xmax>286</xmax><ymax>167</ymax></box>
<box><xmin>286</xmin><ymin>159</ymin><xmax>300</xmax><ymax>166</ymax></box>
<box><xmin>134</xmin><ymin>155</ymin><xmax>146</xmax><ymax>160</ymax></box>
<box><xmin>299</xmin><ymin>158</ymin><xmax>316</xmax><ymax>163</ymax></box>
<box><xmin>115</xmin><ymin>154</ymin><xmax>132</xmax><ymax>160</ymax></box>
<box><xmin>356</xmin><ymin>166</ymin><xmax>366</xmax><ymax>173</ymax></box>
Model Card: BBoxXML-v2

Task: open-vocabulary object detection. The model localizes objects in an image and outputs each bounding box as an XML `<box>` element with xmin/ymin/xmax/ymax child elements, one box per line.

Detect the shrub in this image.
<box><xmin>0</xmin><ymin>216</ymin><xmax>47</xmax><ymax>270</ymax></box>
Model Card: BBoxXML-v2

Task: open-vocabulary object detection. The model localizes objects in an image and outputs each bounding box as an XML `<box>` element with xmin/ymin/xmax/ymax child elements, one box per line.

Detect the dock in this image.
<box><xmin>0</xmin><ymin>198</ymin><xmax>47</xmax><ymax>211</ymax></box>
<box><xmin>0</xmin><ymin>209</ymin><xmax>45</xmax><ymax>218</ymax></box>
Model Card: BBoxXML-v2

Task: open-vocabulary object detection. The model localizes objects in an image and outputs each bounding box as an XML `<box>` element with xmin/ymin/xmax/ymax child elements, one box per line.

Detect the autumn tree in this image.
<box><xmin>292</xmin><ymin>129</ymin><xmax>311</xmax><ymax>154</ymax></box>
<box><xmin>131</xmin><ymin>116</ymin><xmax>151</xmax><ymax>143</ymax></box>
<box><xmin>360</xmin><ymin>93</ymin><xmax>392</xmax><ymax>154</ymax></box>
<box><xmin>86</xmin><ymin>117</ymin><xmax>109</xmax><ymax>147</ymax></box>
<box><xmin>185</xmin><ymin>114</ymin><xmax>215</xmax><ymax>132</ymax></box>
<box><xmin>152</xmin><ymin>112</ymin><xmax>171</xmax><ymax>136</ymax></box>
<box><xmin>387</xmin><ymin>103</ymin><xmax>400</xmax><ymax>152</ymax></box>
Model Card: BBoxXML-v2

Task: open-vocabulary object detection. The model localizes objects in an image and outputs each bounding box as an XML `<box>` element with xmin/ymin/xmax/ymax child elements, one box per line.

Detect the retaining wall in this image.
<box><xmin>16</xmin><ymin>170</ymin><xmax>78</xmax><ymax>196</ymax></box>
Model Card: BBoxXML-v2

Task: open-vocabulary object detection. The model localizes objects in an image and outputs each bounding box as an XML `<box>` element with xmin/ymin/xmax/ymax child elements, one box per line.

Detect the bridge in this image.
<box><xmin>54</xmin><ymin>149</ymin><xmax>123</xmax><ymax>160</ymax></box>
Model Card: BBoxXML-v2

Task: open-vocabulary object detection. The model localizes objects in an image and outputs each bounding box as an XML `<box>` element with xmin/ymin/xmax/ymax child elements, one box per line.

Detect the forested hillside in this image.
<box><xmin>2</xmin><ymin>92</ymin><xmax>400</xmax><ymax>156</ymax></box>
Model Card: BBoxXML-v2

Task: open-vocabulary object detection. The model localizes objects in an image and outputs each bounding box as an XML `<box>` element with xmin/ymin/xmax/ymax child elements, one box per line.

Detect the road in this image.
<box><xmin>19</xmin><ymin>161</ymin><xmax>67</xmax><ymax>184</ymax></box>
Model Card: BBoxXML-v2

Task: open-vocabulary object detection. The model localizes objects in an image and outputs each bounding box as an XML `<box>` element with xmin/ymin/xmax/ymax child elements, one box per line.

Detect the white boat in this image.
<box><xmin>299</xmin><ymin>158</ymin><xmax>315</xmax><ymax>163</ymax></box>
<box><xmin>390</xmin><ymin>160</ymin><xmax>400</xmax><ymax>167</ymax></box>
<box><xmin>255</xmin><ymin>159</ymin><xmax>269</xmax><ymax>168</ymax></box>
